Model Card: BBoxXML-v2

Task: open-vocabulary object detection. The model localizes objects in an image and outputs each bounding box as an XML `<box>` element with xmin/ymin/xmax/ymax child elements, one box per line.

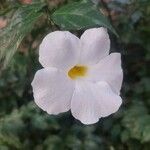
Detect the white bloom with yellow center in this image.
<box><xmin>31</xmin><ymin>27</ymin><xmax>123</xmax><ymax>125</ymax></box>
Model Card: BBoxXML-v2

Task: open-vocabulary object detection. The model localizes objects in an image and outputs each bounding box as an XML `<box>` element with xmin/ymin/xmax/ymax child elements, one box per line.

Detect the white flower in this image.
<box><xmin>31</xmin><ymin>27</ymin><xmax>123</xmax><ymax>125</ymax></box>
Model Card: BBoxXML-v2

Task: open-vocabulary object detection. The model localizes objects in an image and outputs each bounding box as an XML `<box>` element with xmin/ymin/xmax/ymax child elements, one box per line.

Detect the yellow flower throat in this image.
<box><xmin>68</xmin><ymin>65</ymin><xmax>88</xmax><ymax>80</ymax></box>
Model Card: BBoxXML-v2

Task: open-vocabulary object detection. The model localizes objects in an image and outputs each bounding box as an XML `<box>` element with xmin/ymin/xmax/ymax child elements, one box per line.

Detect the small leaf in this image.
<box><xmin>122</xmin><ymin>102</ymin><xmax>150</xmax><ymax>142</ymax></box>
<box><xmin>51</xmin><ymin>1</ymin><xmax>117</xmax><ymax>36</ymax></box>
<box><xmin>0</xmin><ymin>2</ymin><xmax>45</xmax><ymax>69</ymax></box>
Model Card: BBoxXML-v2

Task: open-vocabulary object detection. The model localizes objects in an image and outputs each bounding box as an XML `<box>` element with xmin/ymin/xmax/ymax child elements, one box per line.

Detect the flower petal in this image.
<box><xmin>97</xmin><ymin>81</ymin><xmax>122</xmax><ymax>117</ymax></box>
<box><xmin>71</xmin><ymin>81</ymin><xmax>122</xmax><ymax>125</ymax></box>
<box><xmin>71</xmin><ymin>81</ymin><xmax>100</xmax><ymax>124</ymax></box>
<box><xmin>31</xmin><ymin>68</ymin><xmax>74</xmax><ymax>114</ymax></box>
<box><xmin>79</xmin><ymin>27</ymin><xmax>110</xmax><ymax>65</ymax></box>
<box><xmin>86</xmin><ymin>53</ymin><xmax>123</xmax><ymax>94</ymax></box>
<box><xmin>39</xmin><ymin>31</ymin><xmax>80</xmax><ymax>70</ymax></box>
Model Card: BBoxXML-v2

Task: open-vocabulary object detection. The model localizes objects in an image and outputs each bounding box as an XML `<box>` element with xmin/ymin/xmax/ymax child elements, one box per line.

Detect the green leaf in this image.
<box><xmin>51</xmin><ymin>1</ymin><xmax>117</xmax><ymax>36</ymax></box>
<box><xmin>122</xmin><ymin>102</ymin><xmax>150</xmax><ymax>143</ymax></box>
<box><xmin>0</xmin><ymin>133</ymin><xmax>22</xmax><ymax>149</ymax></box>
<box><xmin>0</xmin><ymin>2</ymin><xmax>45</xmax><ymax>69</ymax></box>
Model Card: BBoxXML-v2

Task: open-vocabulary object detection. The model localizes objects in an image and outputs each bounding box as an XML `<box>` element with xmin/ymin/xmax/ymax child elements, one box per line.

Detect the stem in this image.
<box><xmin>100</xmin><ymin>0</ymin><xmax>112</xmax><ymax>23</ymax></box>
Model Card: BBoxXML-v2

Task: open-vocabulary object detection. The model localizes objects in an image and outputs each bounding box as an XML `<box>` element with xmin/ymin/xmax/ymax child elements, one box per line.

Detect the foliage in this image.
<box><xmin>0</xmin><ymin>1</ymin><xmax>45</xmax><ymax>69</ymax></box>
<box><xmin>0</xmin><ymin>0</ymin><xmax>150</xmax><ymax>149</ymax></box>
<box><xmin>51</xmin><ymin>0</ymin><xmax>117</xmax><ymax>35</ymax></box>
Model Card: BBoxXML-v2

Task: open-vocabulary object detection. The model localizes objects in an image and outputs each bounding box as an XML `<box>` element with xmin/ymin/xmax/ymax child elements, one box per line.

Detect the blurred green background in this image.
<box><xmin>0</xmin><ymin>0</ymin><xmax>150</xmax><ymax>149</ymax></box>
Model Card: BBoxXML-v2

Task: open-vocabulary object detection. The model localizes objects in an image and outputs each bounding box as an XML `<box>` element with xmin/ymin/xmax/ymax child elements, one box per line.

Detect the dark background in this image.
<box><xmin>0</xmin><ymin>0</ymin><xmax>150</xmax><ymax>149</ymax></box>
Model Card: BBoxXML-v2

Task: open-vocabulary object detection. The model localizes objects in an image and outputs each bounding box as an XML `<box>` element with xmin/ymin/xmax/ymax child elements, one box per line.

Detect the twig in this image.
<box><xmin>100</xmin><ymin>0</ymin><xmax>112</xmax><ymax>23</ymax></box>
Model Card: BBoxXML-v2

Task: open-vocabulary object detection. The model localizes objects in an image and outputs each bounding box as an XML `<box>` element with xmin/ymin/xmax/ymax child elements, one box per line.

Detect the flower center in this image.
<box><xmin>68</xmin><ymin>65</ymin><xmax>88</xmax><ymax>80</ymax></box>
